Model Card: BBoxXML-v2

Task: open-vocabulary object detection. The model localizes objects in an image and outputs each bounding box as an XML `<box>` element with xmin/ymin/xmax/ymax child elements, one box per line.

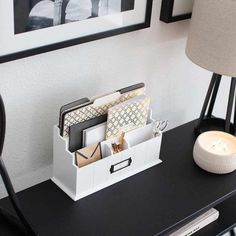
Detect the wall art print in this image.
<box><xmin>0</xmin><ymin>0</ymin><xmax>153</xmax><ymax>63</ymax></box>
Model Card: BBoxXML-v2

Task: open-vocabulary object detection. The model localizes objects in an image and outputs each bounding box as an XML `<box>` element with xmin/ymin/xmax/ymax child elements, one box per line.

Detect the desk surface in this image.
<box><xmin>0</xmin><ymin>121</ymin><xmax>236</xmax><ymax>236</ymax></box>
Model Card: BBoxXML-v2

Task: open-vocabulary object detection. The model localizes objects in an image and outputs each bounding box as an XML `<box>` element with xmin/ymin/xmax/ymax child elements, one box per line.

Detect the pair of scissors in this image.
<box><xmin>153</xmin><ymin>120</ymin><xmax>169</xmax><ymax>137</ymax></box>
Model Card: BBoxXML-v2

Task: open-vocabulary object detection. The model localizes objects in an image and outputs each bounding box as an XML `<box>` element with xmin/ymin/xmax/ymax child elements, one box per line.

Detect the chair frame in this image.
<box><xmin>0</xmin><ymin>95</ymin><xmax>38</xmax><ymax>236</ymax></box>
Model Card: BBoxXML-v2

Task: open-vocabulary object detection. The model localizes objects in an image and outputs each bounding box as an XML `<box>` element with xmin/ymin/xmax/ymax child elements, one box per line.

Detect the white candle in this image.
<box><xmin>193</xmin><ymin>131</ymin><xmax>236</xmax><ymax>174</ymax></box>
<box><xmin>199</xmin><ymin>132</ymin><xmax>236</xmax><ymax>156</ymax></box>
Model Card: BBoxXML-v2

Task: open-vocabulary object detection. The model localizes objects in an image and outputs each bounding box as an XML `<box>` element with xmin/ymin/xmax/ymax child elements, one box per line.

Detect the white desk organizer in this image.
<box><xmin>52</xmin><ymin>122</ymin><xmax>162</xmax><ymax>201</ymax></box>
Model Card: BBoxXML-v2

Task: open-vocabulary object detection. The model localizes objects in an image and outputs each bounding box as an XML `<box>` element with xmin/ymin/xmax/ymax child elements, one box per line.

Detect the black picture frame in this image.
<box><xmin>160</xmin><ymin>0</ymin><xmax>192</xmax><ymax>23</ymax></box>
<box><xmin>0</xmin><ymin>0</ymin><xmax>153</xmax><ymax>64</ymax></box>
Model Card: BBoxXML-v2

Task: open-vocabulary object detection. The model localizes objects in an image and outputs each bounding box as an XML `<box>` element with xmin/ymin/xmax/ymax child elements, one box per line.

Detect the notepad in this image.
<box><xmin>83</xmin><ymin>122</ymin><xmax>106</xmax><ymax>147</ymax></box>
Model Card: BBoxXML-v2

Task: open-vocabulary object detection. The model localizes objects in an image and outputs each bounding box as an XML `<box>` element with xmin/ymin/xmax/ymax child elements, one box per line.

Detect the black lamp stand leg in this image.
<box><xmin>196</xmin><ymin>73</ymin><xmax>236</xmax><ymax>135</ymax></box>
<box><xmin>195</xmin><ymin>73</ymin><xmax>220</xmax><ymax>132</ymax></box>
<box><xmin>206</xmin><ymin>74</ymin><xmax>222</xmax><ymax>118</ymax></box>
<box><xmin>225</xmin><ymin>77</ymin><xmax>236</xmax><ymax>132</ymax></box>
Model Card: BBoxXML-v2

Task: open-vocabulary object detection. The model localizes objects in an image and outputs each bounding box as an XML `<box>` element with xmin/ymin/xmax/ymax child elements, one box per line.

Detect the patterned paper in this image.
<box><xmin>62</xmin><ymin>88</ymin><xmax>145</xmax><ymax>136</ymax></box>
<box><xmin>106</xmin><ymin>95</ymin><xmax>150</xmax><ymax>140</ymax></box>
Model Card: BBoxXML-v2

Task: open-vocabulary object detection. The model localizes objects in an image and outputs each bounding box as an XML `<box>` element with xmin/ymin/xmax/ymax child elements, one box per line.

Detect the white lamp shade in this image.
<box><xmin>186</xmin><ymin>0</ymin><xmax>236</xmax><ymax>77</ymax></box>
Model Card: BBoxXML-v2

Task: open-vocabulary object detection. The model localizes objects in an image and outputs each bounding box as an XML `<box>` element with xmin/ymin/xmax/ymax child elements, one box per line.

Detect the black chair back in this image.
<box><xmin>0</xmin><ymin>95</ymin><xmax>6</xmax><ymax>156</ymax></box>
<box><xmin>0</xmin><ymin>95</ymin><xmax>37</xmax><ymax>235</ymax></box>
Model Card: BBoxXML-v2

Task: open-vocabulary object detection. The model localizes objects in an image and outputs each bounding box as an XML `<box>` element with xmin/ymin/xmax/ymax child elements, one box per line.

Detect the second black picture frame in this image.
<box><xmin>160</xmin><ymin>0</ymin><xmax>193</xmax><ymax>23</ymax></box>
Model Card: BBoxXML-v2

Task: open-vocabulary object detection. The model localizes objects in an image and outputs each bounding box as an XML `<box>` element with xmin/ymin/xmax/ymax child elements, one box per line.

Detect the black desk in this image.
<box><xmin>0</xmin><ymin>121</ymin><xmax>236</xmax><ymax>236</ymax></box>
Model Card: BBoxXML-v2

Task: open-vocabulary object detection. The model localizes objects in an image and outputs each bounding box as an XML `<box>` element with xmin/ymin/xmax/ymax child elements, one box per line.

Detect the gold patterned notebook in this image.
<box><xmin>62</xmin><ymin>87</ymin><xmax>145</xmax><ymax>137</ymax></box>
<box><xmin>105</xmin><ymin>95</ymin><xmax>150</xmax><ymax>140</ymax></box>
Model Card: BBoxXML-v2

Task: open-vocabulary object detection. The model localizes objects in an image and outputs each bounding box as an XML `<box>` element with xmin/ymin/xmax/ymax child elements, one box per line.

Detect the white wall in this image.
<box><xmin>0</xmin><ymin>0</ymin><xmax>229</xmax><ymax>198</ymax></box>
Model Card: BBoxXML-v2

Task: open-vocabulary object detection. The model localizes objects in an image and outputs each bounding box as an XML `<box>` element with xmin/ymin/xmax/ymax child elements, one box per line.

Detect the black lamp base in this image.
<box><xmin>195</xmin><ymin>73</ymin><xmax>236</xmax><ymax>136</ymax></box>
<box><xmin>195</xmin><ymin>117</ymin><xmax>235</xmax><ymax>135</ymax></box>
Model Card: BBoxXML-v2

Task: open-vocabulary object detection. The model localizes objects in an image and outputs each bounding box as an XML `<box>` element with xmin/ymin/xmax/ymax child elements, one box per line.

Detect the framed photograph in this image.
<box><xmin>160</xmin><ymin>0</ymin><xmax>193</xmax><ymax>23</ymax></box>
<box><xmin>0</xmin><ymin>0</ymin><xmax>153</xmax><ymax>63</ymax></box>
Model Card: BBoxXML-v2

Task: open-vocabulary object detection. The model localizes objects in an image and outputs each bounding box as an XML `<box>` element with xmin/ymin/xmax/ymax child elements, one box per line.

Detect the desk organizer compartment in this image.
<box><xmin>52</xmin><ymin>123</ymin><xmax>162</xmax><ymax>201</ymax></box>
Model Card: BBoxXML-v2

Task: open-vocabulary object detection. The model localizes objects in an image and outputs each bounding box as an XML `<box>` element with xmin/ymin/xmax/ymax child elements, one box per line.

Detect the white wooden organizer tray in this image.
<box><xmin>52</xmin><ymin>121</ymin><xmax>162</xmax><ymax>201</ymax></box>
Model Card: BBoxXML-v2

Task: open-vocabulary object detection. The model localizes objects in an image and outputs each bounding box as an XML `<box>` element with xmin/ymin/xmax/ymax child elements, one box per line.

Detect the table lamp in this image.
<box><xmin>186</xmin><ymin>0</ymin><xmax>236</xmax><ymax>134</ymax></box>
